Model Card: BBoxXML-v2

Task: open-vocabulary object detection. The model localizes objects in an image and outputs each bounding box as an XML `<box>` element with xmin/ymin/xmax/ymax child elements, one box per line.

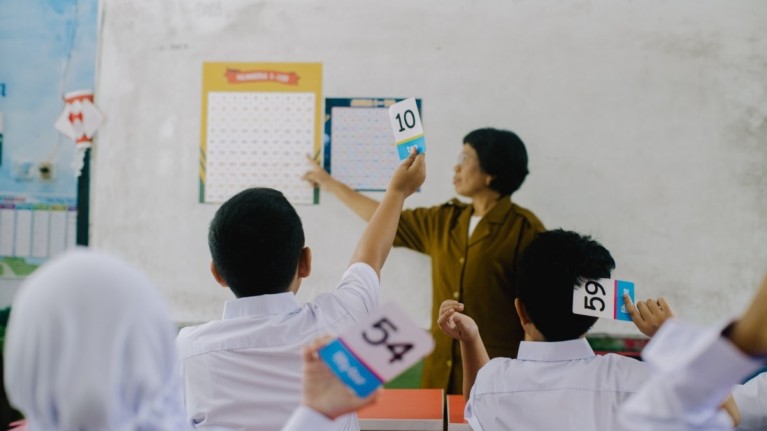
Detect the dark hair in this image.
<box><xmin>208</xmin><ymin>188</ymin><xmax>305</xmax><ymax>297</ymax></box>
<box><xmin>463</xmin><ymin>128</ymin><xmax>529</xmax><ymax>195</ymax></box>
<box><xmin>517</xmin><ymin>229</ymin><xmax>615</xmax><ymax>341</ymax></box>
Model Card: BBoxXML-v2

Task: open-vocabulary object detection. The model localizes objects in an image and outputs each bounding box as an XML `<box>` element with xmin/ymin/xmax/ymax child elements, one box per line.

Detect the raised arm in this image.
<box><xmin>303</xmin><ymin>156</ymin><xmax>380</xmax><ymax>221</ymax></box>
<box><xmin>729</xmin><ymin>275</ymin><xmax>767</xmax><ymax>356</ymax></box>
<box><xmin>437</xmin><ymin>300</ymin><xmax>489</xmax><ymax>399</ymax></box>
<box><xmin>619</xmin><ymin>276</ymin><xmax>767</xmax><ymax>431</ymax></box>
<box><xmin>349</xmin><ymin>151</ymin><xmax>425</xmax><ymax>275</ymax></box>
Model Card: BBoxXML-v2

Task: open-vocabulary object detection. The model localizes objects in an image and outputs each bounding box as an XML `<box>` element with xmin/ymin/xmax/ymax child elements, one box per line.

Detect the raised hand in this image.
<box><xmin>624</xmin><ymin>294</ymin><xmax>675</xmax><ymax>337</ymax></box>
<box><xmin>302</xmin><ymin>155</ymin><xmax>335</xmax><ymax>190</ymax></box>
<box><xmin>301</xmin><ymin>336</ymin><xmax>380</xmax><ymax>420</ymax></box>
<box><xmin>388</xmin><ymin>149</ymin><xmax>426</xmax><ymax>197</ymax></box>
<box><xmin>437</xmin><ymin>300</ymin><xmax>479</xmax><ymax>343</ymax></box>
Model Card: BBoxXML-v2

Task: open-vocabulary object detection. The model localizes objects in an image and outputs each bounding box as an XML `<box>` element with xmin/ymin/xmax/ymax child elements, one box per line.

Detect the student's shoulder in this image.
<box><xmin>472</xmin><ymin>357</ymin><xmax>518</xmax><ymax>393</ymax></box>
<box><xmin>309</xmin><ymin>262</ymin><xmax>380</xmax><ymax>310</ymax></box>
<box><xmin>175</xmin><ymin>320</ymin><xmax>227</xmax><ymax>349</ymax></box>
<box><xmin>600</xmin><ymin>352</ymin><xmax>647</xmax><ymax>366</ymax></box>
<box><xmin>338</xmin><ymin>261</ymin><xmax>379</xmax><ymax>288</ymax></box>
<box><xmin>599</xmin><ymin>353</ymin><xmax>651</xmax><ymax>381</ymax></box>
<box><xmin>477</xmin><ymin>357</ymin><xmax>516</xmax><ymax>378</ymax></box>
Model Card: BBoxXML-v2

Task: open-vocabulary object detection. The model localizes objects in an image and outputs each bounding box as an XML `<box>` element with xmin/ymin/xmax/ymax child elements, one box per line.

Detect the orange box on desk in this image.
<box><xmin>358</xmin><ymin>388</ymin><xmax>443</xmax><ymax>431</ymax></box>
<box><xmin>447</xmin><ymin>395</ymin><xmax>471</xmax><ymax>431</ymax></box>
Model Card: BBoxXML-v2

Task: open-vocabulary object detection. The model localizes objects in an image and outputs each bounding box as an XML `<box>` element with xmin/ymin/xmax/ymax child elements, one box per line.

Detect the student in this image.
<box><xmin>438</xmin><ymin>229</ymin><xmax>674</xmax><ymax>430</ymax></box>
<box><xmin>4</xmin><ymin>249</ymin><xmax>192</xmax><ymax>431</ymax></box>
<box><xmin>284</xmin><ymin>277</ymin><xmax>767</xmax><ymax>431</ymax></box>
<box><xmin>304</xmin><ymin>128</ymin><xmax>544</xmax><ymax>394</ymax></box>
<box><xmin>177</xmin><ymin>151</ymin><xmax>425</xmax><ymax>431</ymax></box>
<box><xmin>620</xmin><ymin>275</ymin><xmax>767</xmax><ymax>431</ymax></box>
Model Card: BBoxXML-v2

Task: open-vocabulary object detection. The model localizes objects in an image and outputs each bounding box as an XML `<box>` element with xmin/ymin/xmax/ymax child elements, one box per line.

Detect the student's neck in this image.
<box><xmin>524</xmin><ymin>333</ymin><xmax>546</xmax><ymax>342</ymax></box>
<box><xmin>524</xmin><ymin>333</ymin><xmax>588</xmax><ymax>342</ymax></box>
<box><xmin>471</xmin><ymin>192</ymin><xmax>503</xmax><ymax>217</ymax></box>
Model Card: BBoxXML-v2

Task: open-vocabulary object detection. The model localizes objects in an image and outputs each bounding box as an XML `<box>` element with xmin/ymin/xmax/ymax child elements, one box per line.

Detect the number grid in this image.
<box><xmin>203</xmin><ymin>91</ymin><xmax>316</xmax><ymax>204</ymax></box>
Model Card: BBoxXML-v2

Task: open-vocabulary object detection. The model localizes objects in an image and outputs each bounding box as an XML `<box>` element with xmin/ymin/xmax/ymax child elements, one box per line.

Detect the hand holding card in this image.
<box><xmin>572</xmin><ymin>278</ymin><xmax>635</xmax><ymax>321</ymax></box>
<box><xmin>319</xmin><ymin>302</ymin><xmax>434</xmax><ymax>397</ymax></box>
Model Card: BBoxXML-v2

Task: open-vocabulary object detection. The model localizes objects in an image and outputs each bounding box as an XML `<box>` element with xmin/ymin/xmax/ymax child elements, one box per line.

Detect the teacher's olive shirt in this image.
<box><xmin>394</xmin><ymin>197</ymin><xmax>545</xmax><ymax>394</ymax></box>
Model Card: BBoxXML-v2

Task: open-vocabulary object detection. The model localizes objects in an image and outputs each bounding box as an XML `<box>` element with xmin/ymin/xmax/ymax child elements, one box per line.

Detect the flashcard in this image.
<box><xmin>319</xmin><ymin>302</ymin><xmax>434</xmax><ymax>397</ymax></box>
<box><xmin>573</xmin><ymin>279</ymin><xmax>635</xmax><ymax>321</ymax></box>
<box><xmin>387</xmin><ymin>97</ymin><xmax>425</xmax><ymax>160</ymax></box>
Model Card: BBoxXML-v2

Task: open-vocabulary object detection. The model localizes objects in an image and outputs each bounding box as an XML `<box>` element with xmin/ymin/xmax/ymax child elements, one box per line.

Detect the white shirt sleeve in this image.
<box><xmin>313</xmin><ymin>262</ymin><xmax>380</xmax><ymax>322</ymax></box>
<box><xmin>464</xmin><ymin>360</ymin><xmax>501</xmax><ymax>431</ymax></box>
<box><xmin>280</xmin><ymin>406</ymin><xmax>336</xmax><ymax>431</ymax></box>
<box><xmin>733</xmin><ymin>373</ymin><xmax>767</xmax><ymax>431</ymax></box>
<box><xmin>464</xmin><ymin>384</ymin><xmax>484</xmax><ymax>431</ymax></box>
<box><xmin>619</xmin><ymin>320</ymin><xmax>765</xmax><ymax>431</ymax></box>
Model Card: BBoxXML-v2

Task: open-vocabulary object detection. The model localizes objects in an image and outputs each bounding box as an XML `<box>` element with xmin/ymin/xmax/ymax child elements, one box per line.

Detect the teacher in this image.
<box><xmin>303</xmin><ymin>128</ymin><xmax>545</xmax><ymax>394</ymax></box>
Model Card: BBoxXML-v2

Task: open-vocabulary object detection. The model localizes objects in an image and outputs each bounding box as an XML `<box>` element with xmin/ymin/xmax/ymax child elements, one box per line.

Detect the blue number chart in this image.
<box><xmin>324</xmin><ymin>98</ymin><xmax>423</xmax><ymax>192</ymax></box>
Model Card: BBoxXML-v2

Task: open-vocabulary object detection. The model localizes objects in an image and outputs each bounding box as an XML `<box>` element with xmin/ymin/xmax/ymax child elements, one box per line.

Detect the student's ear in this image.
<box><xmin>514</xmin><ymin>298</ymin><xmax>531</xmax><ymax>325</ymax></box>
<box><xmin>210</xmin><ymin>261</ymin><xmax>228</xmax><ymax>288</ymax></box>
<box><xmin>297</xmin><ymin>247</ymin><xmax>312</xmax><ymax>279</ymax></box>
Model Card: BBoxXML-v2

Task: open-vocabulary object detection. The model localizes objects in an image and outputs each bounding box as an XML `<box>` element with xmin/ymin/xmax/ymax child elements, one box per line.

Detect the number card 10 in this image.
<box><xmin>572</xmin><ymin>279</ymin><xmax>635</xmax><ymax>321</ymax></box>
<box><xmin>388</xmin><ymin>97</ymin><xmax>426</xmax><ymax>160</ymax></box>
<box><xmin>318</xmin><ymin>302</ymin><xmax>435</xmax><ymax>397</ymax></box>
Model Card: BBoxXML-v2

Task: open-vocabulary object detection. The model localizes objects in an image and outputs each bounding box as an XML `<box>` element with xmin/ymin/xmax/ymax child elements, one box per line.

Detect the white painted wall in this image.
<box><xmin>92</xmin><ymin>0</ymin><xmax>767</xmax><ymax>335</ymax></box>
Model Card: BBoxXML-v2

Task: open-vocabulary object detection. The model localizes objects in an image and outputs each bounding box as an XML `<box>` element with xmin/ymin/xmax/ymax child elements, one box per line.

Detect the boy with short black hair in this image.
<box><xmin>439</xmin><ymin>229</ymin><xmax>673</xmax><ymax>430</ymax></box>
<box><xmin>177</xmin><ymin>151</ymin><xmax>425</xmax><ymax>431</ymax></box>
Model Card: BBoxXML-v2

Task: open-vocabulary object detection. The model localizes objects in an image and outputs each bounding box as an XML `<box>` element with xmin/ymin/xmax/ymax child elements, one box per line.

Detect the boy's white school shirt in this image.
<box><xmin>619</xmin><ymin>320</ymin><xmax>765</xmax><ymax>431</ymax></box>
<box><xmin>176</xmin><ymin>262</ymin><xmax>379</xmax><ymax>431</ymax></box>
<box><xmin>281</xmin><ymin>406</ymin><xmax>336</xmax><ymax>431</ymax></box>
<box><xmin>465</xmin><ymin>338</ymin><xmax>649</xmax><ymax>431</ymax></box>
<box><xmin>733</xmin><ymin>373</ymin><xmax>767</xmax><ymax>431</ymax></box>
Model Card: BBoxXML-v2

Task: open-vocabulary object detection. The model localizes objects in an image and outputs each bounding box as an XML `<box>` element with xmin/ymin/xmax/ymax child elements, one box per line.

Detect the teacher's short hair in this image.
<box><xmin>463</xmin><ymin>128</ymin><xmax>529</xmax><ymax>196</ymax></box>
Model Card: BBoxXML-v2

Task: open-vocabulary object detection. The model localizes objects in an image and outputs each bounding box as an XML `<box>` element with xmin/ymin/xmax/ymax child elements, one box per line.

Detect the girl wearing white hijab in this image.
<box><xmin>4</xmin><ymin>249</ymin><xmax>190</xmax><ymax>431</ymax></box>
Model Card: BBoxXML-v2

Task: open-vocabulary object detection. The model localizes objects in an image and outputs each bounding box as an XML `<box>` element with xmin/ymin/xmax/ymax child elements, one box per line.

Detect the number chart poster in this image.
<box><xmin>0</xmin><ymin>0</ymin><xmax>97</xmax><ymax>278</ymax></box>
<box><xmin>324</xmin><ymin>98</ymin><xmax>422</xmax><ymax>192</ymax></box>
<box><xmin>199</xmin><ymin>62</ymin><xmax>322</xmax><ymax>205</ymax></box>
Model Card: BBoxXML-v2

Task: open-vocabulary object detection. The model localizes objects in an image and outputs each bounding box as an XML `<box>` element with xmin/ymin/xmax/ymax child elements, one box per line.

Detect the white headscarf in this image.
<box><xmin>4</xmin><ymin>249</ymin><xmax>190</xmax><ymax>431</ymax></box>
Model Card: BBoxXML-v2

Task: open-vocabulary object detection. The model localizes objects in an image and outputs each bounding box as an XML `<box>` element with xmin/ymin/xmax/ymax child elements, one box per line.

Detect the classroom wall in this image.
<box><xmin>92</xmin><ymin>0</ymin><xmax>767</xmax><ymax>334</ymax></box>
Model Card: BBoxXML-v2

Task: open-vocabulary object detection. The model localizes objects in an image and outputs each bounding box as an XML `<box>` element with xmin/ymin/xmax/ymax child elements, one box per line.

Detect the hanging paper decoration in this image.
<box><xmin>54</xmin><ymin>89</ymin><xmax>105</xmax><ymax>176</ymax></box>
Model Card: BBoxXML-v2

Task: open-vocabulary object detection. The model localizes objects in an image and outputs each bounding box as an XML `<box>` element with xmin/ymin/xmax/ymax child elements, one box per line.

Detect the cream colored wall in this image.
<box><xmin>91</xmin><ymin>0</ymin><xmax>767</xmax><ymax>334</ymax></box>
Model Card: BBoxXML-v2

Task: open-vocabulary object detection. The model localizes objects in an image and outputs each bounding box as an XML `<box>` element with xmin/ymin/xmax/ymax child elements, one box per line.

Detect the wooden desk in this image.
<box><xmin>358</xmin><ymin>388</ymin><xmax>444</xmax><ymax>430</ymax></box>
<box><xmin>446</xmin><ymin>395</ymin><xmax>471</xmax><ymax>431</ymax></box>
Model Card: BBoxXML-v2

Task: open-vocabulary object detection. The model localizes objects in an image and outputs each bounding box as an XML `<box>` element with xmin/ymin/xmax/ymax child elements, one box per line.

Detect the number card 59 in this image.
<box><xmin>319</xmin><ymin>302</ymin><xmax>434</xmax><ymax>397</ymax></box>
<box><xmin>572</xmin><ymin>279</ymin><xmax>635</xmax><ymax>321</ymax></box>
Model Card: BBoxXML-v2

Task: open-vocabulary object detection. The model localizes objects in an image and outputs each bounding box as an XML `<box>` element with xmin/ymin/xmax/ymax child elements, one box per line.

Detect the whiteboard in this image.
<box><xmin>92</xmin><ymin>0</ymin><xmax>767</xmax><ymax>335</ymax></box>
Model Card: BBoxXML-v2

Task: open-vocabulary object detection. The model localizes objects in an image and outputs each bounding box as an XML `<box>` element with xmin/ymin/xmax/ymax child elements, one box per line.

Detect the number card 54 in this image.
<box><xmin>572</xmin><ymin>279</ymin><xmax>635</xmax><ymax>321</ymax></box>
<box><xmin>318</xmin><ymin>302</ymin><xmax>434</xmax><ymax>397</ymax></box>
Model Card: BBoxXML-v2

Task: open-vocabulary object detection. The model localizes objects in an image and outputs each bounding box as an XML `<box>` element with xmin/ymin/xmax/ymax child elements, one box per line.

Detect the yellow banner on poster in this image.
<box><xmin>199</xmin><ymin>62</ymin><xmax>322</xmax><ymax>204</ymax></box>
